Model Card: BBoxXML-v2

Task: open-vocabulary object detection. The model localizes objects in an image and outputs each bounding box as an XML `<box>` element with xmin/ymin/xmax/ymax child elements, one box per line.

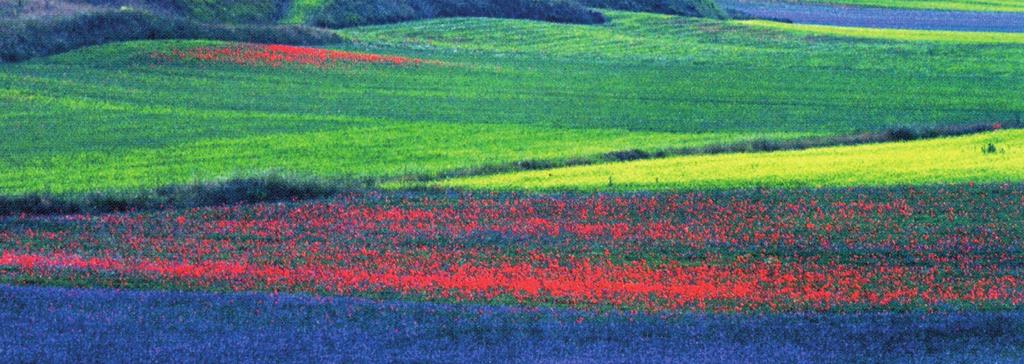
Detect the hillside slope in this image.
<box><xmin>2</xmin><ymin>12</ymin><xmax>1023</xmax><ymax>197</ymax></box>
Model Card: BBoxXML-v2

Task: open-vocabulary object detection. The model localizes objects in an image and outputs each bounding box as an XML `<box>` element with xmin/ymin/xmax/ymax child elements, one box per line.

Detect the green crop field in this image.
<box><xmin>0</xmin><ymin>104</ymin><xmax>780</xmax><ymax>194</ymax></box>
<box><xmin>338</xmin><ymin>11</ymin><xmax>1024</xmax><ymax>63</ymax></box>
<box><xmin>2</xmin><ymin>11</ymin><xmax>1023</xmax><ymax>197</ymax></box>
<box><xmin>796</xmin><ymin>0</ymin><xmax>1024</xmax><ymax>12</ymax></box>
<box><xmin>436</xmin><ymin>129</ymin><xmax>1024</xmax><ymax>190</ymax></box>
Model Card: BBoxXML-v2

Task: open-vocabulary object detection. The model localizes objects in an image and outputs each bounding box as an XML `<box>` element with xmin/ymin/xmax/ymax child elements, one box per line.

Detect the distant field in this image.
<box><xmin>338</xmin><ymin>11</ymin><xmax>1024</xmax><ymax>64</ymax></box>
<box><xmin>797</xmin><ymin>0</ymin><xmax>1024</xmax><ymax>12</ymax></box>
<box><xmin>438</xmin><ymin>129</ymin><xmax>1024</xmax><ymax>190</ymax></box>
<box><xmin>741</xmin><ymin>20</ymin><xmax>1024</xmax><ymax>43</ymax></box>
<box><xmin>2</xmin><ymin>12</ymin><xmax>1024</xmax><ymax>196</ymax></box>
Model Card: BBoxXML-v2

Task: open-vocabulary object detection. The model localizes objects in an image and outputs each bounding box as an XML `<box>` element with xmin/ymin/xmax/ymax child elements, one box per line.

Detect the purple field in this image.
<box><xmin>2</xmin><ymin>285</ymin><xmax>1023</xmax><ymax>363</ymax></box>
<box><xmin>722</xmin><ymin>0</ymin><xmax>1024</xmax><ymax>32</ymax></box>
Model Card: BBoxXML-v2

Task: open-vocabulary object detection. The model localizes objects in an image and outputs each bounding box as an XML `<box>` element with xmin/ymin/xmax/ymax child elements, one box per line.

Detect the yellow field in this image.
<box><xmin>740</xmin><ymin>20</ymin><xmax>1024</xmax><ymax>44</ymax></box>
<box><xmin>435</xmin><ymin>129</ymin><xmax>1024</xmax><ymax>191</ymax></box>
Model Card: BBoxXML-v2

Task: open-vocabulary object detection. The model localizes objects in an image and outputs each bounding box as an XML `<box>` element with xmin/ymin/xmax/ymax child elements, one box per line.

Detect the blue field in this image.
<box><xmin>1</xmin><ymin>285</ymin><xmax>1022</xmax><ymax>363</ymax></box>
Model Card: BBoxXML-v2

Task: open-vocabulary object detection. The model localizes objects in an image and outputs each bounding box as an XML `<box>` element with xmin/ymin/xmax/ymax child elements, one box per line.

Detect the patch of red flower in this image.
<box><xmin>2</xmin><ymin>249</ymin><xmax>1020</xmax><ymax>312</ymax></box>
<box><xmin>1</xmin><ymin>185</ymin><xmax>1022</xmax><ymax>312</ymax></box>
<box><xmin>155</xmin><ymin>44</ymin><xmax>430</xmax><ymax>68</ymax></box>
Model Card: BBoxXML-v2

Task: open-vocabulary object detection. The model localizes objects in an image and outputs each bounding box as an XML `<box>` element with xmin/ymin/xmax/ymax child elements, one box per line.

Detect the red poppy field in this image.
<box><xmin>3</xmin><ymin>184</ymin><xmax>1021</xmax><ymax>313</ymax></box>
<box><xmin>151</xmin><ymin>44</ymin><xmax>432</xmax><ymax>68</ymax></box>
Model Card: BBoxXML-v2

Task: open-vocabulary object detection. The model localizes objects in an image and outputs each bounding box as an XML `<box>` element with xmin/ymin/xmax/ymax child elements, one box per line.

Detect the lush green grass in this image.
<box><xmin>2</xmin><ymin>41</ymin><xmax>810</xmax><ymax>195</ymax></box>
<box><xmin>2</xmin><ymin>11</ymin><xmax>1024</xmax><ymax>196</ymax></box>
<box><xmin>0</xmin><ymin>104</ymin><xmax>774</xmax><ymax>194</ymax></box>
<box><xmin>797</xmin><ymin>0</ymin><xmax>1024</xmax><ymax>12</ymax></box>
<box><xmin>436</xmin><ymin>130</ymin><xmax>1024</xmax><ymax>190</ymax></box>
<box><xmin>337</xmin><ymin>13</ymin><xmax>1024</xmax><ymax>123</ymax></box>
<box><xmin>741</xmin><ymin>20</ymin><xmax>1024</xmax><ymax>44</ymax></box>
<box><xmin>282</xmin><ymin>0</ymin><xmax>329</xmax><ymax>24</ymax></box>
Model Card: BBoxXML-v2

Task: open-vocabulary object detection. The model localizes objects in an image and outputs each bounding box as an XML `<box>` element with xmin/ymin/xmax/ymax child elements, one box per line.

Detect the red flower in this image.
<box><xmin>155</xmin><ymin>44</ymin><xmax>434</xmax><ymax>68</ymax></box>
<box><xmin>2</xmin><ymin>186</ymin><xmax>1020</xmax><ymax>312</ymax></box>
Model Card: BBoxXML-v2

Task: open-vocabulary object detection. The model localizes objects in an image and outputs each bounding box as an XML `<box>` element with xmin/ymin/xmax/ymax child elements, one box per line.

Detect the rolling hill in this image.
<box><xmin>2</xmin><ymin>11</ymin><xmax>1023</xmax><ymax>197</ymax></box>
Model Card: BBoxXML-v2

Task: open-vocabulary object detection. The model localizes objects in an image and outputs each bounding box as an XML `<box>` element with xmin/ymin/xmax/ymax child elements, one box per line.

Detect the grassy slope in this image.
<box><xmin>437</xmin><ymin>129</ymin><xmax>1024</xmax><ymax>190</ymax></box>
<box><xmin>2</xmin><ymin>12</ymin><xmax>1024</xmax><ymax>195</ymax></box>
<box><xmin>796</xmin><ymin>0</ymin><xmax>1024</xmax><ymax>12</ymax></box>
<box><xmin>0</xmin><ymin>39</ymin><xmax>806</xmax><ymax>195</ymax></box>
<box><xmin>0</xmin><ymin>97</ymin><xmax>767</xmax><ymax>194</ymax></box>
<box><xmin>338</xmin><ymin>12</ymin><xmax>1024</xmax><ymax>127</ymax></box>
<box><xmin>741</xmin><ymin>20</ymin><xmax>1024</xmax><ymax>44</ymax></box>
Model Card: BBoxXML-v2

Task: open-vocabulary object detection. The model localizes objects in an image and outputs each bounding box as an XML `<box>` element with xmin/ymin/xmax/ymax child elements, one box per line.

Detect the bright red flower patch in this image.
<box><xmin>153</xmin><ymin>44</ymin><xmax>431</xmax><ymax>67</ymax></box>
<box><xmin>1</xmin><ymin>185</ymin><xmax>1022</xmax><ymax>312</ymax></box>
<box><xmin>3</xmin><ymin>250</ymin><xmax>1020</xmax><ymax>312</ymax></box>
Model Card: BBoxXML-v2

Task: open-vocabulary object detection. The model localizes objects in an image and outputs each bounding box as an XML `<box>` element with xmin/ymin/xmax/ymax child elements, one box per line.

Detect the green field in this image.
<box><xmin>436</xmin><ymin>129</ymin><xmax>1024</xmax><ymax>190</ymax></box>
<box><xmin>2</xmin><ymin>11</ymin><xmax>1023</xmax><ymax>196</ymax></box>
<box><xmin>282</xmin><ymin>0</ymin><xmax>329</xmax><ymax>24</ymax></box>
<box><xmin>797</xmin><ymin>0</ymin><xmax>1024</xmax><ymax>12</ymax></box>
